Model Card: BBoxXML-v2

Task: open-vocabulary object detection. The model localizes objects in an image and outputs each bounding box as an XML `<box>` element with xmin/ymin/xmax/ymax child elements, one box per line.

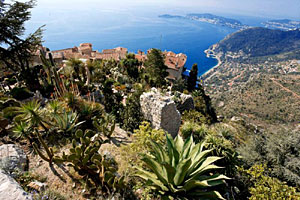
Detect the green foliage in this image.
<box><xmin>204</xmin><ymin>134</ymin><xmax>241</xmax><ymax>177</ymax></box>
<box><xmin>121</xmin><ymin>53</ymin><xmax>141</xmax><ymax>81</ymax></box>
<box><xmin>0</xmin><ymin>0</ymin><xmax>44</xmax><ymax>91</ymax></box>
<box><xmin>93</xmin><ymin>114</ymin><xmax>116</xmax><ymax>138</ymax></box>
<box><xmin>171</xmin><ymin>78</ymin><xmax>187</xmax><ymax>93</ymax></box>
<box><xmin>182</xmin><ymin>110</ymin><xmax>210</xmax><ymax>124</ymax></box>
<box><xmin>32</xmin><ymin>130</ymin><xmax>63</xmax><ymax>164</ymax></box>
<box><xmin>52</xmin><ymin>111</ymin><xmax>84</xmax><ymax>135</ymax></box>
<box><xmin>13</xmin><ymin>121</ymin><xmax>33</xmax><ymax>140</ymax></box>
<box><xmin>192</xmin><ymin>88</ymin><xmax>218</xmax><ymax>123</ymax></box>
<box><xmin>66</xmin><ymin>58</ymin><xmax>90</xmax><ymax>88</ymax></box>
<box><xmin>181</xmin><ymin>122</ymin><xmax>241</xmax><ymax>176</ymax></box>
<box><xmin>62</xmin><ymin>129</ymin><xmax>125</xmax><ymax>192</ymax></box>
<box><xmin>144</xmin><ymin>49</ymin><xmax>168</xmax><ymax>87</ymax></box>
<box><xmin>120</xmin><ymin>89</ymin><xmax>144</xmax><ymax>132</ymax></box>
<box><xmin>135</xmin><ymin>134</ymin><xmax>230</xmax><ymax>199</ymax></box>
<box><xmin>102</xmin><ymin>79</ymin><xmax>124</xmax><ymax>122</ymax></box>
<box><xmin>119</xmin><ymin>122</ymin><xmax>165</xmax><ymax>174</ymax></box>
<box><xmin>215</xmin><ymin>27</ymin><xmax>300</xmax><ymax>62</ymax></box>
<box><xmin>238</xmin><ymin>128</ymin><xmax>300</xmax><ymax>187</ymax></box>
<box><xmin>64</xmin><ymin>93</ymin><xmax>104</xmax><ymax>128</ymax></box>
<box><xmin>180</xmin><ymin>122</ymin><xmax>210</xmax><ymax>142</ymax></box>
<box><xmin>9</xmin><ymin>87</ymin><xmax>33</xmax><ymax>100</ymax></box>
<box><xmin>187</xmin><ymin>63</ymin><xmax>198</xmax><ymax>92</ymax></box>
<box><xmin>14</xmin><ymin>100</ymin><xmax>48</xmax><ymax>131</ymax></box>
<box><xmin>0</xmin><ymin>96</ymin><xmax>20</xmax><ymax>110</ymax></box>
<box><xmin>241</xmin><ymin>164</ymin><xmax>300</xmax><ymax>200</ymax></box>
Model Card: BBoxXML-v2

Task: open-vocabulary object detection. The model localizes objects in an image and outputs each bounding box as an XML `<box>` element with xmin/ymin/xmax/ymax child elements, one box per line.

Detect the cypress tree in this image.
<box><xmin>187</xmin><ymin>63</ymin><xmax>198</xmax><ymax>91</ymax></box>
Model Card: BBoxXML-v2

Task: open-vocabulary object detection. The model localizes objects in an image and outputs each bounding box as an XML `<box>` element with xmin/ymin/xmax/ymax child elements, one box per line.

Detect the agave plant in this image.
<box><xmin>52</xmin><ymin>111</ymin><xmax>84</xmax><ymax>135</ymax></box>
<box><xmin>14</xmin><ymin>100</ymin><xmax>49</xmax><ymax>131</ymax></box>
<box><xmin>13</xmin><ymin>121</ymin><xmax>33</xmax><ymax>140</ymax></box>
<box><xmin>135</xmin><ymin>134</ymin><xmax>230</xmax><ymax>199</ymax></box>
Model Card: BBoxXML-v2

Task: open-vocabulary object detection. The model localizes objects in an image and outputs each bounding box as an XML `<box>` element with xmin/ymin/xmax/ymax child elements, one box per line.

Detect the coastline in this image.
<box><xmin>201</xmin><ymin>46</ymin><xmax>223</xmax><ymax>79</ymax></box>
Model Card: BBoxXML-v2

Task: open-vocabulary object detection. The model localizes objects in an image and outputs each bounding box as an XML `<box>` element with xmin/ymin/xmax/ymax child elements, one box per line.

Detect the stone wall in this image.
<box><xmin>140</xmin><ymin>88</ymin><xmax>181</xmax><ymax>137</ymax></box>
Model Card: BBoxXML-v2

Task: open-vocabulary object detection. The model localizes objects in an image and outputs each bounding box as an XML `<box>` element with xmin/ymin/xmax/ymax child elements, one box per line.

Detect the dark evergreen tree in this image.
<box><xmin>144</xmin><ymin>48</ymin><xmax>168</xmax><ymax>87</ymax></box>
<box><xmin>120</xmin><ymin>89</ymin><xmax>144</xmax><ymax>132</ymax></box>
<box><xmin>0</xmin><ymin>0</ymin><xmax>44</xmax><ymax>91</ymax></box>
<box><xmin>121</xmin><ymin>53</ymin><xmax>140</xmax><ymax>81</ymax></box>
<box><xmin>187</xmin><ymin>63</ymin><xmax>198</xmax><ymax>92</ymax></box>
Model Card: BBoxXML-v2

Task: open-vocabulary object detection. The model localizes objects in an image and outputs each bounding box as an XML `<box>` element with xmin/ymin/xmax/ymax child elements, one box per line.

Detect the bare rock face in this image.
<box><xmin>0</xmin><ymin>170</ymin><xmax>32</xmax><ymax>200</ymax></box>
<box><xmin>176</xmin><ymin>93</ymin><xmax>194</xmax><ymax>113</ymax></box>
<box><xmin>140</xmin><ymin>88</ymin><xmax>181</xmax><ymax>137</ymax></box>
<box><xmin>0</xmin><ymin>144</ymin><xmax>28</xmax><ymax>173</ymax></box>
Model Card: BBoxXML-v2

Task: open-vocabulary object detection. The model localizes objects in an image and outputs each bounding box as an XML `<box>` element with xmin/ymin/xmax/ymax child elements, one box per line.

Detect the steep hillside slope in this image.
<box><xmin>202</xmin><ymin>28</ymin><xmax>300</xmax><ymax>130</ymax></box>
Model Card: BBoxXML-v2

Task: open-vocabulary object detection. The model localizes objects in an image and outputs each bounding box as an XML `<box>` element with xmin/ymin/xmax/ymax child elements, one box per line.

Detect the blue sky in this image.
<box><xmin>29</xmin><ymin>0</ymin><xmax>300</xmax><ymax>19</ymax></box>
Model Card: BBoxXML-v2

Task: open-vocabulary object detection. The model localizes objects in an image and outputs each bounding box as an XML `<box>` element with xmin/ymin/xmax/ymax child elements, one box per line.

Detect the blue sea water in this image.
<box><xmin>25</xmin><ymin>6</ymin><xmax>258</xmax><ymax>76</ymax></box>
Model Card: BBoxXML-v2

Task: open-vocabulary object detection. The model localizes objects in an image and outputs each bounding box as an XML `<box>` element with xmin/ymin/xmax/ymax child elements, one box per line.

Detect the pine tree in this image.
<box><xmin>144</xmin><ymin>49</ymin><xmax>168</xmax><ymax>87</ymax></box>
<box><xmin>187</xmin><ymin>63</ymin><xmax>198</xmax><ymax>91</ymax></box>
<box><xmin>0</xmin><ymin>0</ymin><xmax>43</xmax><ymax>91</ymax></box>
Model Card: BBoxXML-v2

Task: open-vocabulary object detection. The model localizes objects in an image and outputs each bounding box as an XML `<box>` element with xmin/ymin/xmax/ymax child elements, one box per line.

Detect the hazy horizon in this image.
<box><xmin>29</xmin><ymin>0</ymin><xmax>300</xmax><ymax>20</ymax></box>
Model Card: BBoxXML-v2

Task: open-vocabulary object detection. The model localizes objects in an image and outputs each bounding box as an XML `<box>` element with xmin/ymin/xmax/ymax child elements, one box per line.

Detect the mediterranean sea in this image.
<box><xmin>25</xmin><ymin>4</ymin><xmax>266</xmax><ymax>76</ymax></box>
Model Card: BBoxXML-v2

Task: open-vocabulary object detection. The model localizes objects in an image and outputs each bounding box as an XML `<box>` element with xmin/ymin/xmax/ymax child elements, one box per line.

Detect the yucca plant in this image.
<box><xmin>135</xmin><ymin>134</ymin><xmax>230</xmax><ymax>199</ymax></box>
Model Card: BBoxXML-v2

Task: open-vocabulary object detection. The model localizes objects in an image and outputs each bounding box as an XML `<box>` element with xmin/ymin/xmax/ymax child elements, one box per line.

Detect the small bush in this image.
<box><xmin>9</xmin><ymin>87</ymin><xmax>33</xmax><ymax>100</ymax></box>
<box><xmin>241</xmin><ymin>164</ymin><xmax>300</xmax><ymax>200</ymax></box>
<box><xmin>182</xmin><ymin>110</ymin><xmax>210</xmax><ymax>124</ymax></box>
<box><xmin>180</xmin><ymin>121</ymin><xmax>211</xmax><ymax>142</ymax></box>
<box><xmin>119</xmin><ymin>122</ymin><xmax>165</xmax><ymax>174</ymax></box>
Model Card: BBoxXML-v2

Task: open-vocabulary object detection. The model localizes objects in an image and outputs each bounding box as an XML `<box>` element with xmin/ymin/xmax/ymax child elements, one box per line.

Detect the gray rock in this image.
<box><xmin>0</xmin><ymin>170</ymin><xmax>32</xmax><ymax>200</ymax></box>
<box><xmin>27</xmin><ymin>180</ymin><xmax>47</xmax><ymax>192</ymax></box>
<box><xmin>0</xmin><ymin>144</ymin><xmax>27</xmax><ymax>173</ymax></box>
<box><xmin>140</xmin><ymin>89</ymin><xmax>181</xmax><ymax>137</ymax></box>
<box><xmin>176</xmin><ymin>93</ymin><xmax>194</xmax><ymax>113</ymax></box>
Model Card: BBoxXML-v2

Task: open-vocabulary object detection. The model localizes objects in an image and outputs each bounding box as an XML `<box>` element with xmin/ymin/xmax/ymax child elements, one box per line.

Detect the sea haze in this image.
<box><xmin>26</xmin><ymin>6</ymin><xmax>244</xmax><ymax>75</ymax></box>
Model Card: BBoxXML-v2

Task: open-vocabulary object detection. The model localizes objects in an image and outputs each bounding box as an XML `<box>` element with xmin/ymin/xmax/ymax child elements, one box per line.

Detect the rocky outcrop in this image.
<box><xmin>140</xmin><ymin>89</ymin><xmax>181</xmax><ymax>137</ymax></box>
<box><xmin>0</xmin><ymin>144</ymin><xmax>28</xmax><ymax>172</ymax></box>
<box><xmin>0</xmin><ymin>170</ymin><xmax>32</xmax><ymax>200</ymax></box>
<box><xmin>176</xmin><ymin>93</ymin><xmax>194</xmax><ymax>113</ymax></box>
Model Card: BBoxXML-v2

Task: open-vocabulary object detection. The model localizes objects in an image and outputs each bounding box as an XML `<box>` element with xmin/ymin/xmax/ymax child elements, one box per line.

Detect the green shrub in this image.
<box><xmin>238</xmin><ymin>129</ymin><xmax>300</xmax><ymax>187</ymax></box>
<box><xmin>135</xmin><ymin>134</ymin><xmax>230</xmax><ymax>199</ymax></box>
<box><xmin>62</xmin><ymin>129</ymin><xmax>125</xmax><ymax>193</ymax></box>
<box><xmin>9</xmin><ymin>87</ymin><xmax>33</xmax><ymax>100</ymax></box>
<box><xmin>180</xmin><ymin>121</ymin><xmax>211</xmax><ymax>142</ymax></box>
<box><xmin>120</xmin><ymin>89</ymin><xmax>144</xmax><ymax>132</ymax></box>
<box><xmin>241</xmin><ymin>164</ymin><xmax>300</xmax><ymax>200</ymax></box>
<box><xmin>182</xmin><ymin>110</ymin><xmax>210</xmax><ymax>124</ymax></box>
<box><xmin>119</xmin><ymin>122</ymin><xmax>165</xmax><ymax>174</ymax></box>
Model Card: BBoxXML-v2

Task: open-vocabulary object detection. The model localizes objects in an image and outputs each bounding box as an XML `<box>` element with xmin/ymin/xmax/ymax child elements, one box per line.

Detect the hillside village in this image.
<box><xmin>33</xmin><ymin>43</ymin><xmax>187</xmax><ymax>81</ymax></box>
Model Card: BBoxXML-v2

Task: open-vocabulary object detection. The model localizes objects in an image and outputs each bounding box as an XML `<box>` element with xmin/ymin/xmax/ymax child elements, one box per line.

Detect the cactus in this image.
<box><xmin>93</xmin><ymin>114</ymin><xmax>116</xmax><ymax>138</ymax></box>
<box><xmin>39</xmin><ymin>49</ymin><xmax>69</xmax><ymax>97</ymax></box>
<box><xmin>62</xmin><ymin>129</ymin><xmax>124</xmax><ymax>192</ymax></box>
<box><xmin>32</xmin><ymin>130</ymin><xmax>63</xmax><ymax>164</ymax></box>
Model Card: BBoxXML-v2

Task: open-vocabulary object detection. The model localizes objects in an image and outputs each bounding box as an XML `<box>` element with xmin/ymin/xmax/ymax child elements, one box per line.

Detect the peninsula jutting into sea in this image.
<box><xmin>160</xmin><ymin>13</ymin><xmax>300</xmax><ymax>31</ymax></box>
<box><xmin>159</xmin><ymin>13</ymin><xmax>249</xmax><ymax>29</ymax></box>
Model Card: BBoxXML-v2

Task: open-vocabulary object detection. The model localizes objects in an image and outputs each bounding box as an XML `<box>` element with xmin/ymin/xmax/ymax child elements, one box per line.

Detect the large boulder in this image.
<box><xmin>140</xmin><ymin>88</ymin><xmax>181</xmax><ymax>137</ymax></box>
<box><xmin>0</xmin><ymin>170</ymin><xmax>32</xmax><ymax>200</ymax></box>
<box><xmin>0</xmin><ymin>144</ymin><xmax>28</xmax><ymax>173</ymax></box>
